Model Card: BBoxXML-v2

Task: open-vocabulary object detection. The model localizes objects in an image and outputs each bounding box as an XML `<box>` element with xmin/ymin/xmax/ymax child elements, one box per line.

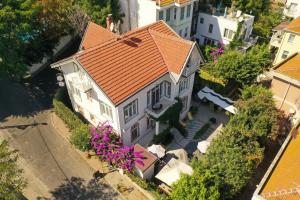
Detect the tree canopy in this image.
<box><xmin>205</xmin><ymin>44</ymin><xmax>272</xmax><ymax>86</ymax></box>
<box><xmin>0</xmin><ymin>140</ymin><xmax>27</xmax><ymax>199</ymax></box>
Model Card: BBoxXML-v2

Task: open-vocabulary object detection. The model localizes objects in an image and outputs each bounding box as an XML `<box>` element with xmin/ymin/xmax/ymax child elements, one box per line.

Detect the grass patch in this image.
<box><xmin>193</xmin><ymin>122</ymin><xmax>211</xmax><ymax>140</ymax></box>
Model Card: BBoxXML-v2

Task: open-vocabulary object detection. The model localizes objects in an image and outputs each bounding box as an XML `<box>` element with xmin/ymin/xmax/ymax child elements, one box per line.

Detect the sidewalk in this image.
<box><xmin>50</xmin><ymin>112</ymin><xmax>154</xmax><ymax>200</ymax></box>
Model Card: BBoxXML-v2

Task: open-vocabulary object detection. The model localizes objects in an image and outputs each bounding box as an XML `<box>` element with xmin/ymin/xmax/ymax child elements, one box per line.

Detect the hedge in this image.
<box><xmin>70</xmin><ymin>124</ymin><xmax>91</xmax><ymax>152</ymax></box>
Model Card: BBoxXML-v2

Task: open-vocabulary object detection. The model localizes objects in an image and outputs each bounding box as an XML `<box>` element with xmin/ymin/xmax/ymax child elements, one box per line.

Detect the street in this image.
<box><xmin>0</xmin><ymin>40</ymin><xmax>121</xmax><ymax>199</ymax></box>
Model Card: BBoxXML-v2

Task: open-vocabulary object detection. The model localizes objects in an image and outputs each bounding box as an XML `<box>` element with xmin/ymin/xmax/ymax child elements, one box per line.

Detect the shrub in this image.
<box><xmin>193</xmin><ymin>123</ymin><xmax>210</xmax><ymax>140</ymax></box>
<box><xmin>70</xmin><ymin>124</ymin><xmax>91</xmax><ymax>152</ymax></box>
<box><xmin>153</xmin><ymin>128</ymin><xmax>174</xmax><ymax>146</ymax></box>
<box><xmin>53</xmin><ymin>99</ymin><xmax>82</xmax><ymax>130</ymax></box>
<box><xmin>209</xmin><ymin>117</ymin><xmax>216</xmax><ymax>124</ymax></box>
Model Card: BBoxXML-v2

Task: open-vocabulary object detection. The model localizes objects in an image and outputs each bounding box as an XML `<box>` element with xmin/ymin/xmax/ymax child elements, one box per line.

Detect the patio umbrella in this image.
<box><xmin>167</xmin><ymin>148</ymin><xmax>189</xmax><ymax>164</ymax></box>
<box><xmin>197</xmin><ymin>141</ymin><xmax>210</xmax><ymax>154</ymax></box>
<box><xmin>147</xmin><ymin>144</ymin><xmax>166</xmax><ymax>159</ymax></box>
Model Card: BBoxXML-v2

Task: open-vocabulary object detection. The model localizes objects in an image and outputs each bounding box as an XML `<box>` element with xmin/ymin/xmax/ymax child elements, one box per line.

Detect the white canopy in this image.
<box><xmin>166</xmin><ymin>148</ymin><xmax>189</xmax><ymax>164</ymax></box>
<box><xmin>197</xmin><ymin>86</ymin><xmax>236</xmax><ymax>114</ymax></box>
<box><xmin>155</xmin><ymin>158</ymin><xmax>193</xmax><ymax>186</ymax></box>
<box><xmin>147</xmin><ymin>144</ymin><xmax>166</xmax><ymax>159</ymax></box>
<box><xmin>197</xmin><ymin>140</ymin><xmax>210</xmax><ymax>154</ymax></box>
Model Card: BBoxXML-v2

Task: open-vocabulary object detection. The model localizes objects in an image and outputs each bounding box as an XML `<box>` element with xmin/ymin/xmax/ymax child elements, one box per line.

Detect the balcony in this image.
<box><xmin>270</xmin><ymin>36</ymin><xmax>282</xmax><ymax>48</ymax></box>
<box><xmin>72</xmin><ymin>75</ymin><xmax>92</xmax><ymax>92</ymax></box>
<box><xmin>145</xmin><ymin>98</ymin><xmax>177</xmax><ymax>119</ymax></box>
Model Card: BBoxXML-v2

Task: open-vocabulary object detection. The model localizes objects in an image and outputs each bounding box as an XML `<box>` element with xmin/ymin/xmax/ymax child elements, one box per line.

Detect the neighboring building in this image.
<box><xmin>191</xmin><ymin>3</ymin><xmax>254</xmax><ymax>45</ymax></box>
<box><xmin>284</xmin><ymin>0</ymin><xmax>300</xmax><ymax>18</ymax></box>
<box><xmin>270</xmin><ymin>17</ymin><xmax>300</xmax><ymax>65</ymax></box>
<box><xmin>268</xmin><ymin>53</ymin><xmax>300</xmax><ymax>122</ymax></box>
<box><xmin>252</xmin><ymin>122</ymin><xmax>300</xmax><ymax>200</ymax></box>
<box><xmin>134</xmin><ymin>144</ymin><xmax>157</xmax><ymax>180</ymax></box>
<box><xmin>51</xmin><ymin>21</ymin><xmax>203</xmax><ymax>146</ymax></box>
<box><xmin>119</xmin><ymin>0</ymin><xmax>195</xmax><ymax>38</ymax></box>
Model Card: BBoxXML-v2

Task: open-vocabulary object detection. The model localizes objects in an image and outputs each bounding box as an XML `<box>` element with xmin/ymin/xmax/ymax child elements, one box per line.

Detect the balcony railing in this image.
<box><xmin>72</xmin><ymin>75</ymin><xmax>92</xmax><ymax>92</ymax></box>
<box><xmin>145</xmin><ymin>98</ymin><xmax>177</xmax><ymax>119</ymax></box>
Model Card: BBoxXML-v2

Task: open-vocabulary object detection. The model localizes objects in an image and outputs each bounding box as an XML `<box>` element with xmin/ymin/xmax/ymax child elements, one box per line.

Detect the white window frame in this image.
<box><xmin>179</xmin><ymin>78</ymin><xmax>189</xmax><ymax>94</ymax></box>
<box><xmin>131</xmin><ymin>123</ymin><xmax>139</xmax><ymax>142</ymax></box>
<box><xmin>288</xmin><ymin>34</ymin><xmax>296</xmax><ymax>43</ymax></box>
<box><xmin>124</xmin><ymin>99</ymin><xmax>138</xmax><ymax>123</ymax></box>
<box><xmin>224</xmin><ymin>28</ymin><xmax>234</xmax><ymax>39</ymax></box>
<box><xmin>281</xmin><ymin>50</ymin><xmax>289</xmax><ymax>59</ymax></box>
<box><xmin>159</xmin><ymin>10</ymin><xmax>164</xmax><ymax>20</ymax></box>
<box><xmin>180</xmin><ymin>7</ymin><xmax>185</xmax><ymax>20</ymax></box>
<box><xmin>100</xmin><ymin>101</ymin><xmax>113</xmax><ymax>121</ymax></box>
<box><xmin>186</xmin><ymin>4</ymin><xmax>191</xmax><ymax>18</ymax></box>
<box><xmin>166</xmin><ymin>8</ymin><xmax>171</xmax><ymax>22</ymax></box>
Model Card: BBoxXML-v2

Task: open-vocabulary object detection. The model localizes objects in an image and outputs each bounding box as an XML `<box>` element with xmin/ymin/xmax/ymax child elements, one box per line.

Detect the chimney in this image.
<box><xmin>106</xmin><ymin>14</ymin><xmax>113</xmax><ymax>30</ymax></box>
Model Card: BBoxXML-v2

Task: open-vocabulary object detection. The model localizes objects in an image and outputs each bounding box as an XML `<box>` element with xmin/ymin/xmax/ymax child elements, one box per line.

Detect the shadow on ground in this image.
<box><xmin>37</xmin><ymin>177</ymin><xmax>119</xmax><ymax>200</ymax></box>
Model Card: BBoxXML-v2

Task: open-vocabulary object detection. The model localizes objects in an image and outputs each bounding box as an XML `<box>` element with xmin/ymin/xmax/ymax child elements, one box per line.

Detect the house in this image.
<box><xmin>284</xmin><ymin>0</ymin><xmax>300</xmax><ymax>18</ymax></box>
<box><xmin>134</xmin><ymin>144</ymin><xmax>157</xmax><ymax>180</ymax></box>
<box><xmin>118</xmin><ymin>0</ymin><xmax>195</xmax><ymax>39</ymax></box>
<box><xmin>267</xmin><ymin>52</ymin><xmax>300</xmax><ymax>122</ymax></box>
<box><xmin>191</xmin><ymin>3</ymin><xmax>254</xmax><ymax>46</ymax></box>
<box><xmin>51</xmin><ymin>21</ymin><xmax>203</xmax><ymax>146</ymax></box>
<box><xmin>252</xmin><ymin>122</ymin><xmax>300</xmax><ymax>200</ymax></box>
<box><xmin>270</xmin><ymin>17</ymin><xmax>300</xmax><ymax>65</ymax></box>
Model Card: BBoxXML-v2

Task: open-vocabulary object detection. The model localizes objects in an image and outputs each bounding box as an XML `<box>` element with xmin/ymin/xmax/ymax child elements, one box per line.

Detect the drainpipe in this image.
<box><xmin>280</xmin><ymin>83</ymin><xmax>291</xmax><ymax>110</ymax></box>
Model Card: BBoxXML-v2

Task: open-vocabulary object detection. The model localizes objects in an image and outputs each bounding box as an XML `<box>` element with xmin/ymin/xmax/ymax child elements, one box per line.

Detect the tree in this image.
<box><xmin>205</xmin><ymin>44</ymin><xmax>271</xmax><ymax>86</ymax></box>
<box><xmin>172</xmin><ymin>170</ymin><xmax>221</xmax><ymax>200</ymax></box>
<box><xmin>232</xmin><ymin>0</ymin><xmax>269</xmax><ymax>16</ymax></box>
<box><xmin>0</xmin><ymin>140</ymin><xmax>27</xmax><ymax>199</ymax></box>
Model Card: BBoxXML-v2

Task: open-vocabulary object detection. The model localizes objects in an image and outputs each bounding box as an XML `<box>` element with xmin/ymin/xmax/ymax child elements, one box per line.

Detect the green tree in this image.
<box><xmin>205</xmin><ymin>44</ymin><xmax>271</xmax><ymax>86</ymax></box>
<box><xmin>172</xmin><ymin>170</ymin><xmax>221</xmax><ymax>200</ymax></box>
<box><xmin>0</xmin><ymin>140</ymin><xmax>27</xmax><ymax>199</ymax></box>
<box><xmin>232</xmin><ymin>0</ymin><xmax>269</xmax><ymax>16</ymax></box>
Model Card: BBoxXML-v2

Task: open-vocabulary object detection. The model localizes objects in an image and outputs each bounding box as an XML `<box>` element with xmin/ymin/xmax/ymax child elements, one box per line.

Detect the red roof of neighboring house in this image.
<box><xmin>274</xmin><ymin>53</ymin><xmax>300</xmax><ymax>80</ymax></box>
<box><xmin>80</xmin><ymin>22</ymin><xmax>117</xmax><ymax>50</ymax></box>
<box><xmin>134</xmin><ymin>144</ymin><xmax>157</xmax><ymax>173</ymax></box>
<box><xmin>286</xmin><ymin>16</ymin><xmax>300</xmax><ymax>33</ymax></box>
<box><xmin>72</xmin><ymin>21</ymin><xmax>194</xmax><ymax>105</ymax></box>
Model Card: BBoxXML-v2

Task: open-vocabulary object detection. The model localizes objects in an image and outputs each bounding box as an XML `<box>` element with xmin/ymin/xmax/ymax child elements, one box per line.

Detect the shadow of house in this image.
<box><xmin>37</xmin><ymin>177</ymin><xmax>119</xmax><ymax>200</ymax></box>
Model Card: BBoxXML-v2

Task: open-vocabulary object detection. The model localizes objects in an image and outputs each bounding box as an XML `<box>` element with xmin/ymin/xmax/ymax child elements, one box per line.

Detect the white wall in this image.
<box><xmin>137</xmin><ymin>0</ymin><xmax>157</xmax><ymax>27</ymax></box>
<box><xmin>196</xmin><ymin>12</ymin><xmax>254</xmax><ymax>45</ymax></box>
<box><xmin>284</xmin><ymin>0</ymin><xmax>300</xmax><ymax>18</ymax></box>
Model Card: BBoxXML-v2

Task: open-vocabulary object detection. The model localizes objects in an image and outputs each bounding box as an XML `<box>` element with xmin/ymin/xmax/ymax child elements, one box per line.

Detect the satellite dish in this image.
<box><xmin>58</xmin><ymin>82</ymin><xmax>65</xmax><ymax>87</ymax></box>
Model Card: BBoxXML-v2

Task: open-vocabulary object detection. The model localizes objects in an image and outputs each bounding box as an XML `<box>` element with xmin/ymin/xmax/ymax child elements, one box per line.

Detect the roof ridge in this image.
<box><xmin>149</xmin><ymin>28</ymin><xmax>193</xmax><ymax>46</ymax></box>
<box><xmin>121</xmin><ymin>21</ymin><xmax>166</xmax><ymax>37</ymax></box>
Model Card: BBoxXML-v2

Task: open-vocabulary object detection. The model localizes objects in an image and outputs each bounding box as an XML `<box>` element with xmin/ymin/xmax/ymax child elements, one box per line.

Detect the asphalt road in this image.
<box><xmin>0</xmin><ymin>40</ymin><xmax>120</xmax><ymax>199</ymax></box>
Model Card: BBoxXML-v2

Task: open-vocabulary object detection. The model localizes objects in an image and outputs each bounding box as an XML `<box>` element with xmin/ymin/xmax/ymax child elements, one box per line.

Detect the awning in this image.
<box><xmin>197</xmin><ymin>86</ymin><xmax>237</xmax><ymax>114</ymax></box>
<box><xmin>155</xmin><ymin>158</ymin><xmax>193</xmax><ymax>186</ymax></box>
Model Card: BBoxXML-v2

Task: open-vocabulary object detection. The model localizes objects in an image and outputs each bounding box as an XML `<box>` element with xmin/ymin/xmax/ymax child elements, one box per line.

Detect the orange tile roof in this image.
<box><xmin>80</xmin><ymin>22</ymin><xmax>117</xmax><ymax>50</ymax></box>
<box><xmin>275</xmin><ymin>53</ymin><xmax>300</xmax><ymax>80</ymax></box>
<box><xmin>74</xmin><ymin>21</ymin><xmax>193</xmax><ymax>105</ymax></box>
<box><xmin>286</xmin><ymin>16</ymin><xmax>300</xmax><ymax>33</ymax></box>
<box><xmin>134</xmin><ymin>144</ymin><xmax>157</xmax><ymax>172</ymax></box>
<box><xmin>260</xmin><ymin>125</ymin><xmax>300</xmax><ymax>200</ymax></box>
<box><xmin>155</xmin><ymin>0</ymin><xmax>192</xmax><ymax>6</ymax></box>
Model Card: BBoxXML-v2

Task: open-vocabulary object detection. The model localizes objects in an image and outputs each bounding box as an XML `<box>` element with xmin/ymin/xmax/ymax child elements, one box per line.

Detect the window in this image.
<box><xmin>191</xmin><ymin>16</ymin><xmax>198</xmax><ymax>35</ymax></box>
<box><xmin>131</xmin><ymin>123</ymin><xmax>139</xmax><ymax>142</ymax></box>
<box><xmin>181</xmin><ymin>96</ymin><xmax>188</xmax><ymax>112</ymax></box>
<box><xmin>73</xmin><ymin>63</ymin><xmax>79</xmax><ymax>72</ymax></box>
<box><xmin>179</xmin><ymin>78</ymin><xmax>189</xmax><ymax>94</ymax></box>
<box><xmin>204</xmin><ymin>37</ymin><xmax>214</xmax><ymax>46</ymax></box>
<box><xmin>75</xmin><ymin>88</ymin><xmax>81</xmax><ymax>101</ymax></box>
<box><xmin>184</xmin><ymin>27</ymin><xmax>188</xmax><ymax>37</ymax></box>
<box><xmin>186</xmin><ymin>4</ymin><xmax>191</xmax><ymax>17</ymax></box>
<box><xmin>208</xmin><ymin>24</ymin><xmax>213</xmax><ymax>33</ymax></box>
<box><xmin>288</xmin><ymin>34</ymin><xmax>296</xmax><ymax>43</ymax></box>
<box><xmin>179</xmin><ymin>29</ymin><xmax>182</xmax><ymax>36</ymax></box>
<box><xmin>100</xmin><ymin>101</ymin><xmax>113</xmax><ymax>121</ymax></box>
<box><xmin>281</xmin><ymin>50</ymin><xmax>289</xmax><ymax>59</ymax></box>
<box><xmin>200</xmin><ymin>17</ymin><xmax>204</xmax><ymax>24</ymax></box>
<box><xmin>180</xmin><ymin>7</ymin><xmax>185</xmax><ymax>20</ymax></box>
<box><xmin>86</xmin><ymin>90</ymin><xmax>92</xmax><ymax>101</ymax></box>
<box><xmin>165</xmin><ymin>81</ymin><xmax>171</xmax><ymax>98</ymax></box>
<box><xmin>159</xmin><ymin>11</ymin><xmax>164</xmax><ymax>20</ymax></box>
<box><xmin>124</xmin><ymin>99</ymin><xmax>138</xmax><ymax>123</ymax></box>
<box><xmin>174</xmin><ymin>8</ymin><xmax>177</xmax><ymax>20</ymax></box>
<box><xmin>166</xmin><ymin>8</ymin><xmax>171</xmax><ymax>22</ymax></box>
<box><xmin>224</xmin><ymin>28</ymin><xmax>234</xmax><ymax>39</ymax></box>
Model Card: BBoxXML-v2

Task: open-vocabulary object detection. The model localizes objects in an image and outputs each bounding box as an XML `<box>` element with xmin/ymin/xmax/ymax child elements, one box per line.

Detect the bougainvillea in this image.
<box><xmin>90</xmin><ymin>122</ymin><xmax>144</xmax><ymax>172</ymax></box>
<box><xmin>210</xmin><ymin>42</ymin><xmax>224</xmax><ymax>62</ymax></box>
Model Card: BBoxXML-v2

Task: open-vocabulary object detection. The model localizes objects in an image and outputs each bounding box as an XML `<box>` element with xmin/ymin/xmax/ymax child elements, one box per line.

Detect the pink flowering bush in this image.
<box><xmin>210</xmin><ymin>42</ymin><xmax>224</xmax><ymax>62</ymax></box>
<box><xmin>90</xmin><ymin>122</ymin><xmax>144</xmax><ymax>172</ymax></box>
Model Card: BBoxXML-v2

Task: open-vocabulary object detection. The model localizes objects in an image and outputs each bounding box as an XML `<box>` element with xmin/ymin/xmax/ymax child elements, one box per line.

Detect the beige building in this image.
<box><xmin>268</xmin><ymin>53</ymin><xmax>300</xmax><ymax>122</ymax></box>
<box><xmin>270</xmin><ymin>17</ymin><xmax>300</xmax><ymax>65</ymax></box>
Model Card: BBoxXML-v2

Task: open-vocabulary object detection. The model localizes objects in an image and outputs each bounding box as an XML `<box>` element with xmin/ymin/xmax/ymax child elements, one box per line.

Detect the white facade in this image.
<box><xmin>56</xmin><ymin>45</ymin><xmax>202</xmax><ymax>146</ymax></box>
<box><xmin>119</xmin><ymin>0</ymin><xmax>194</xmax><ymax>39</ymax></box>
<box><xmin>194</xmin><ymin>12</ymin><xmax>254</xmax><ymax>45</ymax></box>
<box><xmin>284</xmin><ymin>0</ymin><xmax>300</xmax><ymax>18</ymax></box>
